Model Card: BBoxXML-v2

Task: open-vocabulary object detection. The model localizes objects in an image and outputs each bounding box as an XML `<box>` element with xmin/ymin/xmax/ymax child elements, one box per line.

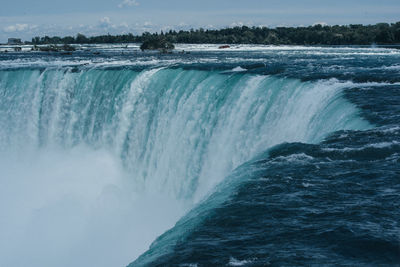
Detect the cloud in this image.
<box><xmin>313</xmin><ymin>22</ymin><xmax>328</xmax><ymax>26</ymax></box>
<box><xmin>99</xmin><ymin>17</ymin><xmax>111</xmax><ymax>28</ymax></box>
<box><xmin>118</xmin><ymin>0</ymin><xmax>139</xmax><ymax>8</ymax></box>
<box><xmin>230</xmin><ymin>21</ymin><xmax>244</xmax><ymax>27</ymax></box>
<box><xmin>3</xmin><ymin>24</ymin><xmax>29</xmax><ymax>33</ymax></box>
<box><xmin>120</xmin><ymin>22</ymin><xmax>129</xmax><ymax>28</ymax></box>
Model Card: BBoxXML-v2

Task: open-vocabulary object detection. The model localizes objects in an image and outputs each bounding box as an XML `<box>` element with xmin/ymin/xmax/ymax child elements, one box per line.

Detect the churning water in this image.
<box><xmin>0</xmin><ymin>44</ymin><xmax>399</xmax><ymax>266</ymax></box>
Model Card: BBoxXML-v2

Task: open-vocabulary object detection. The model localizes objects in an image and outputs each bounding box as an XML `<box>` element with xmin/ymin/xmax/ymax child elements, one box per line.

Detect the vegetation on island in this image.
<box><xmin>27</xmin><ymin>21</ymin><xmax>400</xmax><ymax>46</ymax></box>
<box><xmin>140</xmin><ymin>36</ymin><xmax>174</xmax><ymax>51</ymax></box>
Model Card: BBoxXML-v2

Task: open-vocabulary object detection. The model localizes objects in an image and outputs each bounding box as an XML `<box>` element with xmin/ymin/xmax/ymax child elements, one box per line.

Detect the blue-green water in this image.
<box><xmin>0</xmin><ymin>44</ymin><xmax>399</xmax><ymax>267</ymax></box>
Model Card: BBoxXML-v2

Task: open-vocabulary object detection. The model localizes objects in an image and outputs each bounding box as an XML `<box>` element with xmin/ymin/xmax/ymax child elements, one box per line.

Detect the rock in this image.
<box><xmin>62</xmin><ymin>44</ymin><xmax>76</xmax><ymax>52</ymax></box>
<box><xmin>218</xmin><ymin>45</ymin><xmax>230</xmax><ymax>49</ymax></box>
<box><xmin>38</xmin><ymin>45</ymin><xmax>59</xmax><ymax>52</ymax></box>
<box><xmin>37</xmin><ymin>44</ymin><xmax>75</xmax><ymax>52</ymax></box>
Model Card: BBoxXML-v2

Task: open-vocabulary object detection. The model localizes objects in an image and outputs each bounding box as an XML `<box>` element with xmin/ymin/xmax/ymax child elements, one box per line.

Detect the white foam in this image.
<box><xmin>322</xmin><ymin>141</ymin><xmax>399</xmax><ymax>152</ymax></box>
<box><xmin>0</xmin><ymin>67</ymin><xmax>373</xmax><ymax>266</ymax></box>
<box><xmin>2</xmin><ymin>44</ymin><xmax>399</xmax><ymax>70</ymax></box>
<box><xmin>374</xmin><ymin>126</ymin><xmax>400</xmax><ymax>134</ymax></box>
<box><xmin>231</xmin><ymin>66</ymin><xmax>247</xmax><ymax>72</ymax></box>
<box><xmin>272</xmin><ymin>153</ymin><xmax>315</xmax><ymax>163</ymax></box>
<box><xmin>228</xmin><ymin>257</ymin><xmax>254</xmax><ymax>266</ymax></box>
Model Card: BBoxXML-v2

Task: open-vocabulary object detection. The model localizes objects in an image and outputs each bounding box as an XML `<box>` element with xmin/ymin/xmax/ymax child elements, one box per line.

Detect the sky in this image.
<box><xmin>0</xmin><ymin>0</ymin><xmax>399</xmax><ymax>42</ymax></box>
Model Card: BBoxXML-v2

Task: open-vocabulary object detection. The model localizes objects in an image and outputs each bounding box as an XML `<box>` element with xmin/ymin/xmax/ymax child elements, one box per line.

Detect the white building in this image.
<box><xmin>7</xmin><ymin>38</ymin><xmax>22</xmax><ymax>45</ymax></box>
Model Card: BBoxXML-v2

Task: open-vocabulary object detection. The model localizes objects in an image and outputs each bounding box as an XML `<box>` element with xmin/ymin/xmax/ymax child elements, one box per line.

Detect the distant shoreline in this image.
<box><xmin>1</xmin><ymin>44</ymin><xmax>399</xmax><ymax>51</ymax></box>
<box><xmin>2</xmin><ymin>22</ymin><xmax>399</xmax><ymax>46</ymax></box>
<box><xmin>1</xmin><ymin>44</ymin><xmax>400</xmax><ymax>48</ymax></box>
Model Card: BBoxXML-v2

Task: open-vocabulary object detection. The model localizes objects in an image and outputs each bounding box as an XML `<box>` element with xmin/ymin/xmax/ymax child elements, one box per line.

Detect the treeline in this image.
<box><xmin>30</xmin><ymin>22</ymin><xmax>400</xmax><ymax>45</ymax></box>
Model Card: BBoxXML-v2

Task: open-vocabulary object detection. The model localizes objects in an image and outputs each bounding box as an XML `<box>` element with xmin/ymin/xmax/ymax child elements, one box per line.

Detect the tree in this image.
<box><xmin>76</xmin><ymin>33</ymin><xmax>88</xmax><ymax>44</ymax></box>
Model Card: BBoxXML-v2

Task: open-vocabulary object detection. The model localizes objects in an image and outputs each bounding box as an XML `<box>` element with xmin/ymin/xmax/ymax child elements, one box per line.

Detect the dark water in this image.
<box><xmin>0</xmin><ymin>44</ymin><xmax>399</xmax><ymax>267</ymax></box>
<box><xmin>130</xmin><ymin>46</ymin><xmax>399</xmax><ymax>267</ymax></box>
<box><xmin>135</xmin><ymin>132</ymin><xmax>400</xmax><ymax>266</ymax></box>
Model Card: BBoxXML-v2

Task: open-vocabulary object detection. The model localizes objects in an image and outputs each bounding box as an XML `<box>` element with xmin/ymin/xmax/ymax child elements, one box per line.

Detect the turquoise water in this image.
<box><xmin>0</xmin><ymin>45</ymin><xmax>398</xmax><ymax>266</ymax></box>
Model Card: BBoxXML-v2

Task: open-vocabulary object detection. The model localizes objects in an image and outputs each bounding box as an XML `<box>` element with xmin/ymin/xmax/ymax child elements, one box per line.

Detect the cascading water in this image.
<box><xmin>0</xmin><ymin>66</ymin><xmax>370</xmax><ymax>267</ymax></box>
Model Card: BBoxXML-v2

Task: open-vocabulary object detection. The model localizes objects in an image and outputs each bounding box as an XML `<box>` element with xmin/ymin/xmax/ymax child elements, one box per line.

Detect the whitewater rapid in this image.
<box><xmin>0</xmin><ymin>65</ymin><xmax>370</xmax><ymax>266</ymax></box>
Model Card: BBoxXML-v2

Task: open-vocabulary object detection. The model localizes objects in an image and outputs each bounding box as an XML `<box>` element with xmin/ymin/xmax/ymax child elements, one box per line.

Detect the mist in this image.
<box><xmin>0</xmin><ymin>146</ymin><xmax>184</xmax><ymax>267</ymax></box>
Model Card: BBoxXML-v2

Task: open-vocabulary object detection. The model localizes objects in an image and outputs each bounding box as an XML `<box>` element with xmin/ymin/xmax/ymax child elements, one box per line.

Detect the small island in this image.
<box><xmin>140</xmin><ymin>37</ymin><xmax>174</xmax><ymax>53</ymax></box>
<box><xmin>32</xmin><ymin>44</ymin><xmax>76</xmax><ymax>52</ymax></box>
